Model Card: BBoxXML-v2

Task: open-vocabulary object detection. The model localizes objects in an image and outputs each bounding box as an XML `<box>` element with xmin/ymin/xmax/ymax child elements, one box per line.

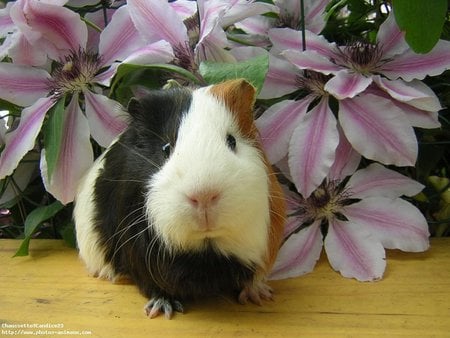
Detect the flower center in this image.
<box><xmin>310</xmin><ymin>183</ymin><xmax>342</xmax><ymax>221</ymax></box>
<box><xmin>296</xmin><ymin>71</ymin><xmax>330</xmax><ymax>97</ymax></box>
<box><xmin>334</xmin><ymin>41</ymin><xmax>384</xmax><ymax>75</ymax></box>
<box><xmin>48</xmin><ymin>49</ymin><xmax>102</xmax><ymax>99</ymax></box>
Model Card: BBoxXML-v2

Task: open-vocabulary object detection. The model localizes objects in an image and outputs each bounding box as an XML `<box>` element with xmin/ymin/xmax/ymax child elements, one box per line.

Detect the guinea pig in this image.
<box><xmin>73</xmin><ymin>79</ymin><xmax>286</xmax><ymax>319</ymax></box>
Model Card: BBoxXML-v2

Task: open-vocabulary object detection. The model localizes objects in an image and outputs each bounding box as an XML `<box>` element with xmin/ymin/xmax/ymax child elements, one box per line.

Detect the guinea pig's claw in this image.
<box><xmin>238</xmin><ymin>282</ymin><xmax>274</xmax><ymax>306</ymax></box>
<box><xmin>144</xmin><ymin>297</ymin><xmax>184</xmax><ymax>319</ymax></box>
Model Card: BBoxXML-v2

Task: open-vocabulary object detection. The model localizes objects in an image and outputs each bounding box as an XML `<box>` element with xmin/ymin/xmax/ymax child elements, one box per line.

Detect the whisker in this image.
<box><xmin>116</xmin><ymin>140</ymin><xmax>162</xmax><ymax>170</ymax></box>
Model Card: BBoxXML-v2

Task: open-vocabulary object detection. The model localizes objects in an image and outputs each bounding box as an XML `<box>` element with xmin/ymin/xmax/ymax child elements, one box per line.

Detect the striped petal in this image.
<box><xmin>346</xmin><ymin>163</ymin><xmax>424</xmax><ymax>199</ymax></box>
<box><xmin>325</xmin><ymin>218</ymin><xmax>386</xmax><ymax>281</ymax></box>
<box><xmin>0</xmin><ymin>97</ymin><xmax>55</xmax><ymax>178</ymax></box>
<box><xmin>380</xmin><ymin>39</ymin><xmax>450</xmax><ymax>81</ymax></box>
<box><xmin>0</xmin><ymin>62</ymin><xmax>50</xmax><ymax>106</ymax></box>
<box><xmin>40</xmin><ymin>95</ymin><xmax>93</xmax><ymax>204</ymax></box>
<box><xmin>15</xmin><ymin>0</ymin><xmax>88</xmax><ymax>54</ymax></box>
<box><xmin>7</xmin><ymin>33</ymin><xmax>48</xmax><ymax>66</ymax></box>
<box><xmin>122</xmin><ymin>40</ymin><xmax>174</xmax><ymax>65</ymax></box>
<box><xmin>269</xmin><ymin>28</ymin><xmax>335</xmax><ymax>55</ymax></box>
<box><xmin>344</xmin><ymin>197</ymin><xmax>430</xmax><ymax>252</ymax></box>
<box><xmin>256</xmin><ymin>97</ymin><xmax>313</xmax><ymax>164</ymax></box>
<box><xmin>289</xmin><ymin>97</ymin><xmax>339</xmax><ymax>198</ymax></box>
<box><xmin>373</xmin><ymin>76</ymin><xmax>442</xmax><ymax>112</ymax></box>
<box><xmin>127</xmin><ymin>0</ymin><xmax>188</xmax><ymax>46</ymax></box>
<box><xmin>376</xmin><ymin>11</ymin><xmax>408</xmax><ymax>57</ymax></box>
<box><xmin>99</xmin><ymin>6</ymin><xmax>145</xmax><ymax>66</ymax></box>
<box><xmin>282</xmin><ymin>49</ymin><xmax>341</xmax><ymax>75</ymax></box>
<box><xmin>270</xmin><ymin>220</ymin><xmax>323</xmax><ymax>280</ymax></box>
<box><xmin>339</xmin><ymin>94</ymin><xmax>418</xmax><ymax>166</ymax></box>
<box><xmin>328</xmin><ymin>126</ymin><xmax>361</xmax><ymax>181</ymax></box>
<box><xmin>259</xmin><ymin>55</ymin><xmax>300</xmax><ymax>99</ymax></box>
<box><xmin>367</xmin><ymin>86</ymin><xmax>440</xmax><ymax>129</ymax></box>
<box><xmin>325</xmin><ymin>70</ymin><xmax>373</xmax><ymax>99</ymax></box>
<box><xmin>84</xmin><ymin>91</ymin><xmax>128</xmax><ymax>148</ymax></box>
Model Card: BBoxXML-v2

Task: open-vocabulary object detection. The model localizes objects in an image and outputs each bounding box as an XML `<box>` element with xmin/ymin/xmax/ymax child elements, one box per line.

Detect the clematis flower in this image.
<box><xmin>126</xmin><ymin>0</ymin><xmax>276</xmax><ymax>76</ymax></box>
<box><xmin>235</xmin><ymin>0</ymin><xmax>328</xmax><ymax>47</ymax></box>
<box><xmin>270</xmin><ymin>162</ymin><xmax>430</xmax><ymax>281</ymax></box>
<box><xmin>0</xmin><ymin>0</ymin><xmax>174</xmax><ymax>204</ymax></box>
<box><xmin>256</xmin><ymin>12</ymin><xmax>446</xmax><ymax>197</ymax></box>
<box><xmin>280</xmin><ymin>12</ymin><xmax>450</xmax><ymax>100</ymax></box>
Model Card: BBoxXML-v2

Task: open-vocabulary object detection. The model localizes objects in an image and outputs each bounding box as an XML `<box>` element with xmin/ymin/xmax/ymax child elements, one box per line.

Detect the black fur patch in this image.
<box><xmin>91</xmin><ymin>88</ymin><xmax>255</xmax><ymax>301</ymax></box>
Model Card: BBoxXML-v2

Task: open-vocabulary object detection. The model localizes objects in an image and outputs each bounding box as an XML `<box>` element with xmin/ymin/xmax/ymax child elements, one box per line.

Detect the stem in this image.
<box><xmin>81</xmin><ymin>17</ymin><xmax>103</xmax><ymax>33</ymax></box>
<box><xmin>300</xmin><ymin>0</ymin><xmax>306</xmax><ymax>51</ymax></box>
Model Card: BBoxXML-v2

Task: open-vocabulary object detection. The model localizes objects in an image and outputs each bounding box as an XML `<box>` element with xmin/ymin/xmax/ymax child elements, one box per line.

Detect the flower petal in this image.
<box><xmin>235</xmin><ymin>16</ymin><xmax>273</xmax><ymax>36</ymax></box>
<box><xmin>19</xmin><ymin>1</ymin><xmax>88</xmax><ymax>54</ymax></box>
<box><xmin>169</xmin><ymin>0</ymin><xmax>197</xmax><ymax>20</ymax></box>
<box><xmin>259</xmin><ymin>54</ymin><xmax>300</xmax><ymax>99</ymax></box>
<box><xmin>304</xmin><ymin>0</ymin><xmax>329</xmax><ymax>34</ymax></box>
<box><xmin>220</xmin><ymin>1</ymin><xmax>278</xmax><ymax>28</ymax></box>
<box><xmin>325</xmin><ymin>70</ymin><xmax>373</xmax><ymax>99</ymax></box>
<box><xmin>289</xmin><ymin>97</ymin><xmax>339</xmax><ymax>198</ymax></box>
<box><xmin>325</xmin><ymin>218</ymin><xmax>386</xmax><ymax>281</ymax></box>
<box><xmin>84</xmin><ymin>91</ymin><xmax>128</xmax><ymax>148</ymax></box>
<box><xmin>8</xmin><ymin>33</ymin><xmax>48</xmax><ymax>66</ymax></box>
<box><xmin>0</xmin><ymin>97</ymin><xmax>55</xmax><ymax>178</ymax></box>
<box><xmin>367</xmin><ymin>85</ymin><xmax>441</xmax><ymax>129</ymax></box>
<box><xmin>127</xmin><ymin>0</ymin><xmax>188</xmax><ymax>46</ymax></box>
<box><xmin>328</xmin><ymin>125</ymin><xmax>361</xmax><ymax>181</ymax></box>
<box><xmin>282</xmin><ymin>49</ymin><xmax>341</xmax><ymax>75</ymax></box>
<box><xmin>339</xmin><ymin>94</ymin><xmax>418</xmax><ymax>166</ymax></box>
<box><xmin>376</xmin><ymin>11</ymin><xmax>408</xmax><ymax>57</ymax></box>
<box><xmin>346</xmin><ymin>163</ymin><xmax>424</xmax><ymax>199</ymax></box>
<box><xmin>270</xmin><ymin>220</ymin><xmax>323</xmax><ymax>280</ymax></box>
<box><xmin>0</xmin><ymin>62</ymin><xmax>51</xmax><ymax>106</ymax></box>
<box><xmin>380</xmin><ymin>39</ymin><xmax>450</xmax><ymax>81</ymax></box>
<box><xmin>122</xmin><ymin>40</ymin><xmax>174</xmax><ymax>65</ymax></box>
<box><xmin>40</xmin><ymin>95</ymin><xmax>93</xmax><ymax>204</ymax></box>
<box><xmin>256</xmin><ymin>98</ymin><xmax>312</xmax><ymax>164</ymax></box>
<box><xmin>99</xmin><ymin>5</ymin><xmax>145</xmax><ymax>66</ymax></box>
<box><xmin>269</xmin><ymin>28</ymin><xmax>335</xmax><ymax>55</ymax></box>
<box><xmin>344</xmin><ymin>197</ymin><xmax>430</xmax><ymax>252</ymax></box>
<box><xmin>373</xmin><ymin>76</ymin><xmax>442</xmax><ymax>112</ymax></box>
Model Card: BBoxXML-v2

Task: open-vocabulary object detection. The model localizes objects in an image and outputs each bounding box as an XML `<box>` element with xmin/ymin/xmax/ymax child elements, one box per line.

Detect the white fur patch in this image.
<box><xmin>146</xmin><ymin>86</ymin><xmax>270</xmax><ymax>267</ymax></box>
<box><xmin>74</xmin><ymin>151</ymin><xmax>115</xmax><ymax>280</ymax></box>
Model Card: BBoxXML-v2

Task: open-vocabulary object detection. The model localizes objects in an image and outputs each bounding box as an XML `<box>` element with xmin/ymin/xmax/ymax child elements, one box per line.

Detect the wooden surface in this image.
<box><xmin>1</xmin><ymin>238</ymin><xmax>449</xmax><ymax>338</ymax></box>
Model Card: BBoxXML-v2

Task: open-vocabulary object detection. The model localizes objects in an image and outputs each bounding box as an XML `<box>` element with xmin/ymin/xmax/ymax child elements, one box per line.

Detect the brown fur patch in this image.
<box><xmin>209</xmin><ymin>79</ymin><xmax>286</xmax><ymax>273</ymax></box>
<box><xmin>209</xmin><ymin>79</ymin><xmax>257</xmax><ymax>138</ymax></box>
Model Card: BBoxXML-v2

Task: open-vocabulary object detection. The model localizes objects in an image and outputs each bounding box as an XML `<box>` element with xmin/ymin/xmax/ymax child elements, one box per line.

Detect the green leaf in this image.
<box><xmin>43</xmin><ymin>97</ymin><xmax>66</xmax><ymax>180</ymax></box>
<box><xmin>393</xmin><ymin>0</ymin><xmax>447</xmax><ymax>53</ymax></box>
<box><xmin>112</xmin><ymin>63</ymin><xmax>202</xmax><ymax>94</ymax></box>
<box><xmin>14</xmin><ymin>200</ymin><xmax>64</xmax><ymax>257</ymax></box>
<box><xmin>199</xmin><ymin>54</ymin><xmax>269</xmax><ymax>94</ymax></box>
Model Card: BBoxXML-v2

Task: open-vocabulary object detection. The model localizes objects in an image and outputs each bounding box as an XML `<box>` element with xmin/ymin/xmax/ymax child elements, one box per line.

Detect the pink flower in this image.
<box><xmin>235</xmin><ymin>0</ymin><xmax>328</xmax><ymax>47</ymax></box>
<box><xmin>270</xmin><ymin>163</ymin><xmax>430</xmax><ymax>281</ymax></box>
<box><xmin>0</xmin><ymin>1</ymin><xmax>173</xmax><ymax>204</ymax></box>
<box><xmin>256</xmin><ymin>12</ymin><xmax>446</xmax><ymax>197</ymax></box>
<box><xmin>126</xmin><ymin>0</ymin><xmax>276</xmax><ymax>74</ymax></box>
<box><xmin>281</xmin><ymin>12</ymin><xmax>450</xmax><ymax>99</ymax></box>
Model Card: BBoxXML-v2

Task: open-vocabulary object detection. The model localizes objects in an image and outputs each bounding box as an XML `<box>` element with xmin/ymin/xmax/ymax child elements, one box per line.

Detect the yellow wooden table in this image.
<box><xmin>1</xmin><ymin>238</ymin><xmax>449</xmax><ymax>338</ymax></box>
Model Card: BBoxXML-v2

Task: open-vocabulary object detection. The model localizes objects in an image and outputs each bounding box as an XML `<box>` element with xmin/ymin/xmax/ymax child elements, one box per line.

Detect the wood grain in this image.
<box><xmin>1</xmin><ymin>239</ymin><xmax>449</xmax><ymax>337</ymax></box>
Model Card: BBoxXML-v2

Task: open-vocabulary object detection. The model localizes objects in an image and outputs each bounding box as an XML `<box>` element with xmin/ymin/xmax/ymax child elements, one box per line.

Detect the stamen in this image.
<box><xmin>333</xmin><ymin>40</ymin><xmax>385</xmax><ymax>75</ymax></box>
<box><xmin>296</xmin><ymin>71</ymin><xmax>330</xmax><ymax>97</ymax></box>
<box><xmin>48</xmin><ymin>49</ymin><xmax>102</xmax><ymax>99</ymax></box>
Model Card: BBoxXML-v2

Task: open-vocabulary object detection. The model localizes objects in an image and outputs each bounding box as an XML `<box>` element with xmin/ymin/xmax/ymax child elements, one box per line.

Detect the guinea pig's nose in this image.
<box><xmin>186</xmin><ymin>190</ymin><xmax>221</xmax><ymax>209</ymax></box>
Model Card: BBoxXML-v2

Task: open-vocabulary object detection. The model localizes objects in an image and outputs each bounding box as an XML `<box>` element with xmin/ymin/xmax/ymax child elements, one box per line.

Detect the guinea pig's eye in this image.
<box><xmin>226</xmin><ymin>134</ymin><xmax>237</xmax><ymax>152</ymax></box>
<box><xmin>162</xmin><ymin>142</ymin><xmax>172</xmax><ymax>158</ymax></box>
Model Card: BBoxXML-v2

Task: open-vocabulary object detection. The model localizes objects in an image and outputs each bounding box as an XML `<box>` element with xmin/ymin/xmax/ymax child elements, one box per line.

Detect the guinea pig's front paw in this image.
<box><xmin>144</xmin><ymin>296</ymin><xmax>184</xmax><ymax>319</ymax></box>
<box><xmin>238</xmin><ymin>281</ymin><xmax>274</xmax><ymax>306</ymax></box>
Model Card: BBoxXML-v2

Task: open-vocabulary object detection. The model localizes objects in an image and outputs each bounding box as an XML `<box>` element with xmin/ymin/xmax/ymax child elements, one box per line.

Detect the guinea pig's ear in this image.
<box><xmin>209</xmin><ymin>79</ymin><xmax>257</xmax><ymax>136</ymax></box>
<box><xmin>127</xmin><ymin>98</ymin><xmax>143</xmax><ymax>119</ymax></box>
